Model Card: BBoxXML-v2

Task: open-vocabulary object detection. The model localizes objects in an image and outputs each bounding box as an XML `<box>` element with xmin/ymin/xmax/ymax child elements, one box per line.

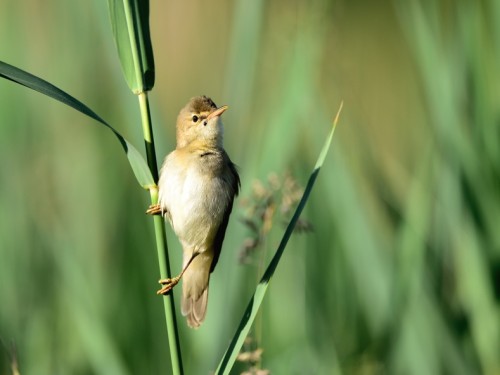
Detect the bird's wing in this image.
<box><xmin>210</xmin><ymin>158</ymin><xmax>240</xmax><ymax>273</ymax></box>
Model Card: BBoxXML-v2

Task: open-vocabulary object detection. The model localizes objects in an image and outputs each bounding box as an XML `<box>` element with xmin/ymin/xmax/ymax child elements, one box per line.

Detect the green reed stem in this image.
<box><xmin>120</xmin><ymin>1</ymin><xmax>183</xmax><ymax>371</ymax></box>
<box><xmin>138</xmin><ymin>92</ymin><xmax>184</xmax><ymax>375</ymax></box>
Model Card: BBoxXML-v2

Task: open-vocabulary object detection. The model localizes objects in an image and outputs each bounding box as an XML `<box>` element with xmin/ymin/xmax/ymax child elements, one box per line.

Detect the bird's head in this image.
<box><xmin>176</xmin><ymin>95</ymin><xmax>228</xmax><ymax>149</ymax></box>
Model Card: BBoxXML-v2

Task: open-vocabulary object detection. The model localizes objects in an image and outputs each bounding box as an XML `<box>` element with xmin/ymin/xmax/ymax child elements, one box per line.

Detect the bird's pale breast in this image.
<box><xmin>158</xmin><ymin>150</ymin><xmax>232</xmax><ymax>253</ymax></box>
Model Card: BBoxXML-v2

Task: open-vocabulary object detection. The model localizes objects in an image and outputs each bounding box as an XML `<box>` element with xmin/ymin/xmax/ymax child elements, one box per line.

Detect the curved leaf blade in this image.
<box><xmin>215</xmin><ymin>103</ymin><xmax>343</xmax><ymax>375</ymax></box>
<box><xmin>108</xmin><ymin>0</ymin><xmax>155</xmax><ymax>93</ymax></box>
<box><xmin>0</xmin><ymin>60</ymin><xmax>155</xmax><ymax>189</ymax></box>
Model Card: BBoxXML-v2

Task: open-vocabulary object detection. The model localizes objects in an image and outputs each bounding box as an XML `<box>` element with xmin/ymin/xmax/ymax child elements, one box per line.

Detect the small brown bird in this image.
<box><xmin>147</xmin><ymin>96</ymin><xmax>240</xmax><ymax>328</ymax></box>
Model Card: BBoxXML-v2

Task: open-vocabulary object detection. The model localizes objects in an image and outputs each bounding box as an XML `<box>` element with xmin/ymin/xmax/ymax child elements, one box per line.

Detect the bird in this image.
<box><xmin>147</xmin><ymin>95</ymin><xmax>240</xmax><ymax>328</ymax></box>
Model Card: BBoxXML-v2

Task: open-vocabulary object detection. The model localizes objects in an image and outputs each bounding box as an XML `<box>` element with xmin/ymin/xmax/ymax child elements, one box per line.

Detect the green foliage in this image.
<box><xmin>0</xmin><ymin>60</ymin><xmax>154</xmax><ymax>189</ymax></box>
<box><xmin>0</xmin><ymin>1</ymin><xmax>499</xmax><ymax>375</ymax></box>
<box><xmin>216</xmin><ymin>105</ymin><xmax>341</xmax><ymax>374</ymax></box>
<box><xmin>108</xmin><ymin>1</ymin><xmax>182</xmax><ymax>373</ymax></box>
<box><xmin>108</xmin><ymin>0</ymin><xmax>155</xmax><ymax>93</ymax></box>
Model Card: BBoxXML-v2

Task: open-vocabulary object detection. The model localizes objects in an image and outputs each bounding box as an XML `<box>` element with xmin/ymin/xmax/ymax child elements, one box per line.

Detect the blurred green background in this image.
<box><xmin>1</xmin><ymin>0</ymin><xmax>499</xmax><ymax>374</ymax></box>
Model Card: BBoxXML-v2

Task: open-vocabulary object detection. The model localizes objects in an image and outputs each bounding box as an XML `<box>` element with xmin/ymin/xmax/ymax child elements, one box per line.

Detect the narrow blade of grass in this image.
<box><xmin>215</xmin><ymin>102</ymin><xmax>343</xmax><ymax>375</ymax></box>
<box><xmin>0</xmin><ymin>59</ymin><xmax>155</xmax><ymax>189</ymax></box>
<box><xmin>108</xmin><ymin>0</ymin><xmax>155</xmax><ymax>93</ymax></box>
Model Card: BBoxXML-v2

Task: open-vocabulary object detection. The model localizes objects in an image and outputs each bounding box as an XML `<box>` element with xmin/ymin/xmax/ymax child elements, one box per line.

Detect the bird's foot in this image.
<box><xmin>146</xmin><ymin>204</ymin><xmax>162</xmax><ymax>216</ymax></box>
<box><xmin>157</xmin><ymin>275</ymin><xmax>181</xmax><ymax>295</ymax></box>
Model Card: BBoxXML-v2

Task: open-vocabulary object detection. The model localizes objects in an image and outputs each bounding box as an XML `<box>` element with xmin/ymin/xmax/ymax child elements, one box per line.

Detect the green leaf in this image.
<box><xmin>215</xmin><ymin>103</ymin><xmax>344</xmax><ymax>374</ymax></box>
<box><xmin>108</xmin><ymin>0</ymin><xmax>155</xmax><ymax>93</ymax></box>
<box><xmin>0</xmin><ymin>60</ymin><xmax>155</xmax><ymax>189</ymax></box>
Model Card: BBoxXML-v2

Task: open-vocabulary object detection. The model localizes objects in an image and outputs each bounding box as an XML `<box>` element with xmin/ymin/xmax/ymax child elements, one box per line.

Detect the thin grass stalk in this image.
<box><xmin>120</xmin><ymin>1</ymin><xmax>183</xmax><ymax>372</ymax></box>
<box><xmin>137</xmin><ymin>92</ymin><xmax>183</xmax><ymax>375</ymax></box>
<box><xmin>216</xmin><ymin>103</ymin><xmax>343</xmax><ymax>374</ymax></box>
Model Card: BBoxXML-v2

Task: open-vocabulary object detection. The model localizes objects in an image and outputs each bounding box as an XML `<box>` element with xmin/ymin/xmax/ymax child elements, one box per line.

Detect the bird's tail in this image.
<box><xmin>181</xmin><ymin>251</ymin><xmax>212</xmax><ymax>328</ymax></box>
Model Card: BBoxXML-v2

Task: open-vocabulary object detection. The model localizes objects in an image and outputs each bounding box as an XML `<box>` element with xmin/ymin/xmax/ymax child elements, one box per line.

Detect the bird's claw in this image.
<box><xmin>146</xmin><ymin>204</ymin><xmax>162</xmax><ymax>216</ymax></box>
<box><xmin>156</xmin><ymin>276</ymin><xmax>180</xmax><ymax>295</ymax></box>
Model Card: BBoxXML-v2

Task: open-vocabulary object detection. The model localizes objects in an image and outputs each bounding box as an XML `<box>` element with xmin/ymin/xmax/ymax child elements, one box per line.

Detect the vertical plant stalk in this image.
<box><xmin>138</xmin><ymin>93</ymin><xmax>183</xmax><ymax>375</ymax></box>
<box><xmin>117</xmin><ymin>1</ymin><xmax>183</xmax><ymax>373</ymax></box>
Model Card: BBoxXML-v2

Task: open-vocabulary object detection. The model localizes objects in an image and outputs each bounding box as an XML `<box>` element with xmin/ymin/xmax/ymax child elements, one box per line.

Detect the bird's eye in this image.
<box><xmin>192</xmin><ymin>115</ymin><xmax>199</xmax><ymax>122</ymax></box>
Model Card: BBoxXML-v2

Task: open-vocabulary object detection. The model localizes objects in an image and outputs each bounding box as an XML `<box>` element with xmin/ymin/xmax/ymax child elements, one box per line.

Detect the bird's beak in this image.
<box><xmin>207</xmin><ymin>105</ymin><xmax>228</xmax><ymax>120</ymax></box>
